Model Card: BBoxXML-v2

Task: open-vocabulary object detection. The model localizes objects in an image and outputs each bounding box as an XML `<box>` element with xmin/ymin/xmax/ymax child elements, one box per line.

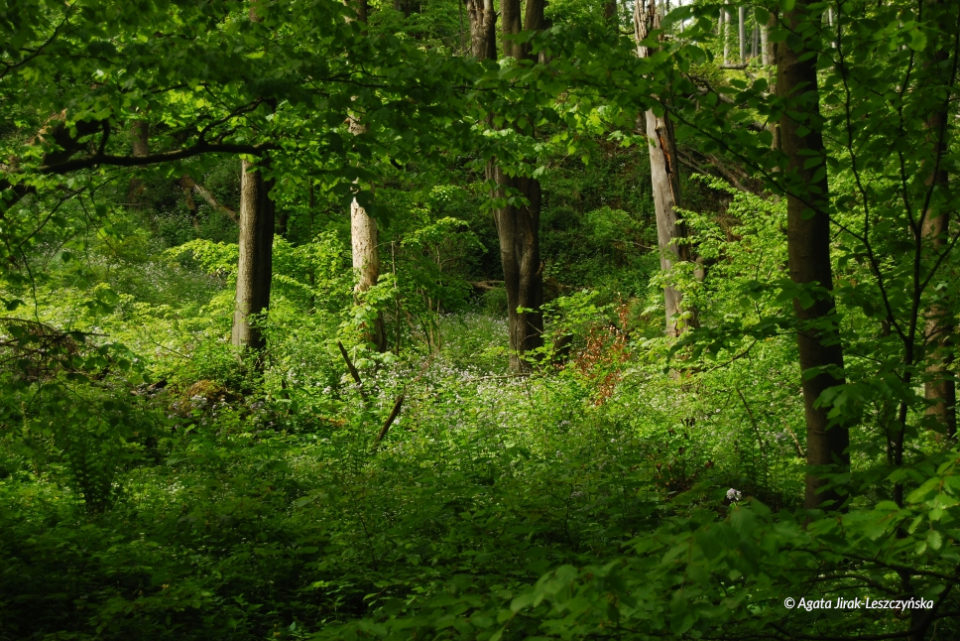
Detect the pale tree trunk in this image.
<box><xmin>722</xmin><ymin>5</ymin><xmax>730</xmax><ymax>65</ymax></box>
<box><xmin>776</xmin><ymin>0</ymin><xmax>849</xmax><ymax>509</ymax></box>
<box><xmin>635</xmin><ymin>0</ymin><xmax>698</xmax><ymax>338</ymax></box>
<box><xmin>921</xmin><ymin>0</ymin><xmax>956</xmax><ymax>437</ymax></box>
<box><xmin>349</xmin><ymin>117</ymin><xmax>387</xmax><ymax>352</ymax></box>
<box><xmin>761</xmin><ymin>12</ymin><xmax>775</xmax><ymax>66</ymax></box>
<box><xmin>738</xmin><ymin>6</ymin><xmax>746</xmax><ymax>64</ymax></box>
<box><xmin>231</xmin><ymin>158</ymin><xmax>275</xmax><ymax>354</ymax></box>
<box><xmin>343</xmin><ymin>0</ymin><xmax>385</xmax><ymax>351</ymax></box>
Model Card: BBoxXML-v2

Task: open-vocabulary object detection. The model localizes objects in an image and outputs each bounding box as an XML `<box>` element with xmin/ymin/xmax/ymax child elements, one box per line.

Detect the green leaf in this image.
<box><xmin>907</xmin><ymin>28</ymin><xmax>927</xmax><ymax>52</ymax></box>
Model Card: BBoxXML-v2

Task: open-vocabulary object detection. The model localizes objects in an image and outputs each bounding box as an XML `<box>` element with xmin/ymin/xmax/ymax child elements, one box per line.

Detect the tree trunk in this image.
<box><xmin>722</xmin><ymin>5</ymin><xmax>730</xmax><ymax>65</ymax></box>
<box><xmin>126</xmin><ymin>120</ymin><xmax>149</xmax><ymax>208</ymax></box>
<box><xmin>738</xmin><ymin>6</ymin><xmax>746</xmax><ymax>64</ymax></box>
<box><xmin>469</xmin><ymin>0</ymin><xmax>545</xmax><ymax>372</ymax></box>
<box><xmin>350</xmin><ymin>196</ymin><xmax>386</xmax><ymax>350</ymax></box>
<box><xmin>504</xmin><ymin>0</ymin><xmax>545</xmax><ymax>371</ymax></box>
<box><xmin>636</xmin><ymin>0</ymin><xmax>697</xmax><ymax>338</ymax></box>
<box><xmin>776</xmin><ymin>0</ymin><xmax>849</xmax><ymax>509</ymax></box>
<box><xmin>921</xmin><ymin>0</ymin><xmax>956</xmax><ymax>437</ymax></box>
<box><xmin>180</xmin><ymin>175</ymin><xmax>238</xmax><ymax>225</ymax></box>
<box><xmin>761</xmin><ymin>13</ymin><xmax>774</xmax><ymax>67</ymax></box>
<box><xmin>343</xmin><ymin>1</ymin><xmax>386</xmax><ymax>351</ymax></box>
<box><xmin>464</xmin><ymin>0</ymin><xmax>496</xmax><ymax>60</ymax></box>
<box><xmin>492</xmin><ymin>168</ymin><xmax>544</xmax><ymax>371</ymax></box>
<box><xmin>231</xmin><ymin>157</ymin><xmax>275</xmax><ymax>354</ymax></box>
<box><xmin>349</xmin><ymin>116</ymin><xmax>387</xmax><ymax>352</ymax></box>
<box><xmin>604</xmin><ymin>0</ymin><xmax>618</xmax><ymax>31</ymax></box>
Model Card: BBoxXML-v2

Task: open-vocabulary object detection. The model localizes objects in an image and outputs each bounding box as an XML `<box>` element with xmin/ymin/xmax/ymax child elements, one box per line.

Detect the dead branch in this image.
<box><xmin>372</xmin><ymin>393</ymin><xmax>404</xmax><ymax>451</ymax></box>
<box><xmin>180</xmin><ymin>175</ymin><xmax>238</xmax><ymax>224</ymax></box>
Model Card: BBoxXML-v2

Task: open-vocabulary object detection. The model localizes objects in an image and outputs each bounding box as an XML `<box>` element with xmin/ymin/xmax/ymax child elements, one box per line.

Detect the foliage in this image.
<box><xmin>2</xmin><ymin>1</ymin><xmax>960</xmax><ymax>640</ymax></box>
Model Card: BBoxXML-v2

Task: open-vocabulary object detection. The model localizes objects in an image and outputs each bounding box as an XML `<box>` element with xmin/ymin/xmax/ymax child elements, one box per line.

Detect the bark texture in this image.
<box><xmin>349</xmin><ymin>119</ymin><xmax>387</xmax><ymax>352</ymax></box>
<box><xmin>492</xmin><ymin>167</ymin><xmax>544</xmax><ymax>371</ymax></box>
<box><xmin>494</xmin><ymin>0</ymin><xmax>546</xmax><ymax>371</ymax></box>
<box><xmin>464</xmin><ymin>0</ymin><xmax>496</xmax><ymax>60</ymax></box>
<box><xmin>231</xmin><ymin>158</ymin><xmax>275</xmax><ymax>353</ymax></box>
<box><xmin>635</xmin><ymin>0</ymin><xmax>697</xmax><ymax>338</ymax></box>
<box><xmin>776</xmin><ymin>0</ymin><xmax>849</xmax><ymax>509</ymax></box>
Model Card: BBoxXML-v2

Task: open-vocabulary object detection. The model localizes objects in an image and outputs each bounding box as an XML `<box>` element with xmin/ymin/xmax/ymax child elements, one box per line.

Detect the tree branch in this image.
<box><xmin>180</xmin><ymin>175</ymin><xmax>238</xmax><ymax>224</ymax></box>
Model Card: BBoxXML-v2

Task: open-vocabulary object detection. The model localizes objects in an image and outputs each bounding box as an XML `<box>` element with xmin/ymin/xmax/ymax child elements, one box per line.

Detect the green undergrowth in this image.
<box><xmin>2</xmin><ymin>200</ymin><xmax>957</xmax><ymax>640</ymax></box>
<box><xmin>3</xmin><ymin>321</ymin><xmax>957</xmax><ymax>640</ymax></box>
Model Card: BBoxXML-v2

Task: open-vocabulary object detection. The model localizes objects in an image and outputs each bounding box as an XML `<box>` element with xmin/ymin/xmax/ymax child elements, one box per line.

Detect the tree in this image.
<box><xmin>231</xmin><ymin>157</ymin><xmax>275</xmax><ymax>355</ymax></box>
<box><xmin>920</xmin><ymin>0</ymin><xmax>957</xmax><ymax>437</ymax></box>
<box><xmin>776</xmin><ymin>0</ymin><xmax>849</xmax><ymax>509</ymax></box>
<box><xmin>464</xmin><ymin>0</ymin><xmax>546</xmax><ymax>371</ymax></box>
<box><xmin>494</xmin><ymin>0</ymin><xmax>547</xmax><ymax>372</ymax></box>
<box><xmin>349</xmin><ymin>117</ymin><xmax>388</xmax><ymax>352</ymax></box>
<box><xmin>635</xmin><ymin>0</ymin><xmax>697</xmax><ymax>338</ymax></box>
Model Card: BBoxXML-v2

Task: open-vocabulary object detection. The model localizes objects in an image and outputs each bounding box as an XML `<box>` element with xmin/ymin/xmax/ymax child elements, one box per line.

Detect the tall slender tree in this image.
<box><xmin>920</xmin><ymin>0</ymin><xmax>957</xmax><ymax>437</ymax></box>
<box><xmin>345</xmin><ymin>0</ymin><xmax>387</xmax><ymax>351</ymax></box>
<box><xmin>231</xmin><ymin>157</ymin><xmax>275</xmax><ymax>354</ymax></box>
<box><xmin>465</xmin><ymin>0</ymin><xmax>546</xmax><ymax>371</ymax></box>
<box><xmin>635</xmin><ymin>0</ymin><xmax>697</xmax><ymax>338</ymax></box>
<box><xmin>230</xmin><ymin>2</ymin><xmax>277</xmax><ymax>361</ymax></box>
<box><xmin>496</xmin><ymin>0</ymin><xmax>547</xmax><ymax>372</ymax></box>
<box><xmin>777</xmin><ymin>0</ymin><xmax>849</xmax><ymax>509</ymax></box>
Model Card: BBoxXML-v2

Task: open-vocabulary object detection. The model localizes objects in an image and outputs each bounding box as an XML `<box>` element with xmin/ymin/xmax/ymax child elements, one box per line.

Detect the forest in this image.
<box><xmin>1</xmin><ymin>0</ymin><xmax>959</xmax><ymax>639</ymax></box>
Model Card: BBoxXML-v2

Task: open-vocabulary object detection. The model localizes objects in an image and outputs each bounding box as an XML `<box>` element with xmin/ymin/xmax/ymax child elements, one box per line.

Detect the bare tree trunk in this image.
<box><xmin>349</xmin><ymin>119</ymin><xmax>387</xmax><ymax>352</ymax></box>
<box><xmin>761</xmin><ymin>13</ymin><xmax>775</xmax><ymax>66</ymax></box>
<box><xmin>722</xmin><ymin>5</ymin><xmax>730</xmax><ymax>65</ymax></box>
<box><xmin>231</xmin><ymin>158</ymin><xmax>275</xmax><ymax>354</ymax></box>
<box><xmin>738</xmin><ymin>6</ymin><xmax>746</xmax><ymax>64</ymax></box>
<box><xmin>636</xmin><ymin>0</ymin><xmax>698</xmax><ymax>338</ymax></box>
<box><xmin>342</xmin><ymin>0</ymin><xmax>386</xmax><ymax>352</ymax></box>
<box><xmin>777</xmin><ymin>0</ymin><xmax>849</xmax><ymax>509</ymax></box>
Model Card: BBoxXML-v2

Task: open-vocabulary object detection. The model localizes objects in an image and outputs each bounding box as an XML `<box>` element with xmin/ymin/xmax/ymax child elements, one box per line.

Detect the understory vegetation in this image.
<box><xmin>2</xmin><ymin>182</ymin><xmax>957</xmax><ymax>640</ymax></box>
